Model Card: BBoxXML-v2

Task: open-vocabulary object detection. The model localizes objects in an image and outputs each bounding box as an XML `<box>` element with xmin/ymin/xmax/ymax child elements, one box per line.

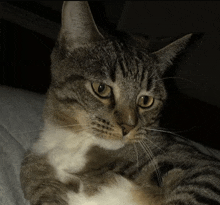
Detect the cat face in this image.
<box><xmin>84</xmin><ymin>53</ymin><xmax>166</xmax><ymax>143</ymax></box>
<box><xmin>45</xmin><ymin>1</ymin><xmax>192</xmax><ymax>144</ymax></box>
<box><xmin>49</xmin><ymin>39</ymin><xmax>166</xmax><ymax>143</ymax></box>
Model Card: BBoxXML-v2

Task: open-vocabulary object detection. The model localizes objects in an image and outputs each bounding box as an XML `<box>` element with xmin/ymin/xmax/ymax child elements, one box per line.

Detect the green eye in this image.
<box><xmin>91</xmin><ymin>82</ymin><xmax>112</xmax><ymax>98</ymax></box>
<box><xmin>138</xmin><ymin>95</ymin><xmax>154</xmax><ymax>108</ymax></box>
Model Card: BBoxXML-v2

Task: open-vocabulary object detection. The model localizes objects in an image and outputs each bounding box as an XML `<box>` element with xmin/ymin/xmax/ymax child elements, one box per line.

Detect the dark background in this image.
<box><xmin>1</xmin><ymin>1</ymin><xmax>125</xmax><ymax>93</ymax></box>
<box><xmin>1</xmin><ymin>1</ymin><xmax>220</xmax><ymax>150</ymax></box>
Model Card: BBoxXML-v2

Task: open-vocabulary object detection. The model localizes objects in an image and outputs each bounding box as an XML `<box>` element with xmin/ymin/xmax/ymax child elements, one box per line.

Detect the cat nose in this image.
<box><xmin>121</xmin><ymin>124</ymin><xmax>135</xmax><ymax>136</ymax></box>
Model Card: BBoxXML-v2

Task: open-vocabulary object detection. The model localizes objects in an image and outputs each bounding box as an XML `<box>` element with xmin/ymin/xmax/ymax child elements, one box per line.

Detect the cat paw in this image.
<box><xmin>111</xmin><ymin>160</ymin><xmax>138</xmax><ymax>178</ymax></box>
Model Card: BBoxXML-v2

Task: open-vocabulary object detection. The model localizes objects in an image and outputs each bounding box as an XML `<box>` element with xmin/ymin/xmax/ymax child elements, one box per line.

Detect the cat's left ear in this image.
<box><xmin>59</xmin><ymin>1</ymin><xmax>104</xmax><ymax>50</ymax></box>
<box><xmin>152</xmin><ymin>33</ymin><xmax>192</xmax><ymax>75</ymax></box>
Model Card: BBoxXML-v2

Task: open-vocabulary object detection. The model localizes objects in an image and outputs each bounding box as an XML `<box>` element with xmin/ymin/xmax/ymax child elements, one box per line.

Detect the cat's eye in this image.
<box><xmin>91</xmin><ymin>82</ymin><xmax>112</xmax><ymax>98</ymax></box>
<box><xmin>137</xmin><ymin>95</ymin><xmax>154</xmax><ymax>108</ymax></box>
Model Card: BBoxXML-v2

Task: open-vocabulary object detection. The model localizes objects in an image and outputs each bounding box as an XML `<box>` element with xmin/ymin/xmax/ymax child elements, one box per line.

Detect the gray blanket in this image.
<box><xmin>0</xmin><ymin>86</ymin><xmax>44</xmax><ymax>205</ymax></box>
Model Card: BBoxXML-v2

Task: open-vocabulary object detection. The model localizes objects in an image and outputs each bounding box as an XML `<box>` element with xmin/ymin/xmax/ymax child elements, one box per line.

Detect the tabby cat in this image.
<box><xmin>20</xmin><ymin>1</ymin><xmax>220</xmax><ymax>205</ymax></box>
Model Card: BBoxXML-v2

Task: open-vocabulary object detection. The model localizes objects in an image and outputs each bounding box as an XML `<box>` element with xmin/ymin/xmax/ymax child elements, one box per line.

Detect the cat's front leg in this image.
<box><xmin>20</xmin><ymin>151</ymin><xmax>74</xmax><ymax>205</ymax></box>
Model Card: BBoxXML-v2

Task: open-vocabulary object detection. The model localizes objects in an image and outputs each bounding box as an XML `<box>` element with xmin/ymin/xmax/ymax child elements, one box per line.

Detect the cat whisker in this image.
<box><xmin>138</xmin><ymin>141</ymin><xmax>162</xmax><ymax>186</ymax></box>
<box><xmin>159</xmin><ymin>126</ymin><xmax>200</xmax><ymax>134</ymax></box>
<box><xmin>146</xmin><ymin>126</ymin><xmax>196</xmax><ymax>145</ymax></box>
<box><xmin>136</xmin><ymin>133</ymin><xmax>166</xmax><ymax>155</ymax></box>
<box><xmin>145</xmin><ymin>127</ymin><xmax>183</xmax><ymax>138</ymax></box>
<box><xmin>67</xmin><ymin>127</ymin><xmax>93</xmax><ymax>132</ymax></box>
<box><xmin>141</xmin><ymin>128</ymin><xmax>191</xmax><ymax>169</ymax></box>
<box><xmin>92</xmin><ymin>128</ymin><xmax>122</xmax><ymax>137</ymax></box>
<box><xmin>136</xmin><ymin>131</ymin><xmax>176</xmax><ymax>170</ymax></box>
<box><xmin>133</xmin><ymin>143</ymin><xmax>139</xmax><ymax>168</ymax></box>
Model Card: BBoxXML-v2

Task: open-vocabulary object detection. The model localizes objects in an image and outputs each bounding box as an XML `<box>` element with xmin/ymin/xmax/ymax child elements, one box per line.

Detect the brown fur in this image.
<box><xmin>20</xmin><ymin>151</ymin><xmax>69</xmax><ymax>205</ymax></box>
<box><xmin>44</xmin><ymin>89</ymin><xmax>89</xmax><ymax>133</ymax></box>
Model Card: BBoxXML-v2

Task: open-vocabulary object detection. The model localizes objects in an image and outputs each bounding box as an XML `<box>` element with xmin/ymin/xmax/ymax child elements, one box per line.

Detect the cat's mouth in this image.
<box><xmin>88</xmin><ymin>116</ymin><xmax>149</xmax><ymax>144</ymax></box>
<box><xmin>123</xmin><ymin>130</ymin><xmax>145</xmax><ymax>144</ymax></box>
<box><xmin>90</xmin><ymin>123</ymin><xmax>142</xmax><ymax>144</ymax></box>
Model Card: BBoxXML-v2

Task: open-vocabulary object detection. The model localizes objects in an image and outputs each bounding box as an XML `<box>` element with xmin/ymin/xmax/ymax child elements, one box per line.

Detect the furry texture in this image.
<box><xmin>20</xmin><ymin>2</ymin><xmax>220</xmax><ymax>205</ymax></box>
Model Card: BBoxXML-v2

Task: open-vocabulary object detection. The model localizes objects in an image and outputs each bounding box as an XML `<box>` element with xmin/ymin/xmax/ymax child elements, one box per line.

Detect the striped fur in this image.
<box><xmin>20</xmin><ymin>1</ymin><xmax>220</xmax><ymax>205</ymax></box>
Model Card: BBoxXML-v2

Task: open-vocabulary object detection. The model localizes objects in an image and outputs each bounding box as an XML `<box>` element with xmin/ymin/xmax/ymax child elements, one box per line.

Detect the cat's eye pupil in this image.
<box><xmin>143</xmin><ymin>96</ymin><xmax>149</xmax><ymax>105</ymax></box>
<box><xmin>98</xmin><ymin>84</ymin><xmax>105</xmax><ymax>93</ymax></box>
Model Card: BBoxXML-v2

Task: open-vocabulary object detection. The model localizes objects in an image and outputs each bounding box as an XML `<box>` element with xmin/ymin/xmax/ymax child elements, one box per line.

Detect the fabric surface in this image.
<box><xmin>0</xmin><ymin>86</ymin><xmax>220</xmax><ymax>205</ymax></box>
<box><xmin>0</xmin><ymin>86</ymin><xmax>45</xmax><ymax>205</ymax></box>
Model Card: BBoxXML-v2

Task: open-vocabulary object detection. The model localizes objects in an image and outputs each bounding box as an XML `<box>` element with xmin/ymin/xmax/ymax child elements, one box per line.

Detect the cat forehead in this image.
<box><xmin>67</xmin><ymin>41</ymin><xmax>153</xmax><ymax>79</ymax></box>
<box><xmin>51</xmin><ymin>38</ymin><xmax>158</xmax><ymax>89</ymax></box>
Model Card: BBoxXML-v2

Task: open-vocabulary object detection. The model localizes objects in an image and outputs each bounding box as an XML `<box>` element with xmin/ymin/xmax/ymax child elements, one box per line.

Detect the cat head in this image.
<box><xmin>46</xmin><ymin>1</ymin><xmax>192</xmax><ymax>143</ymax></box>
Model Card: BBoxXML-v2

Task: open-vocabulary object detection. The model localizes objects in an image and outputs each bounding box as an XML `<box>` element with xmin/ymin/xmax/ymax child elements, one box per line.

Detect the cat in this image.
<box><xmin>20</xmin><ymin>1</ymin><xmax>220</xmax><ymax>205</ymax></box>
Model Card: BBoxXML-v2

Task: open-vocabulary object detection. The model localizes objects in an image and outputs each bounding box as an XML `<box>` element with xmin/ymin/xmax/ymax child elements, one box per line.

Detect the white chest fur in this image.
<box><xmin>31</xmin><ymin>123</ymin><xmax>149</xmax><ymax>205</ymax></box>
<box><xmin>32</xmin><ymin>122</ymin><xmax>124</xmax><ymax>183</ymax></box>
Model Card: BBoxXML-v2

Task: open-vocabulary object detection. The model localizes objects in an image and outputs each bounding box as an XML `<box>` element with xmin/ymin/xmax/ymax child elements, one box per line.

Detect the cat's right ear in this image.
<box><xmin>59</xmin><ymin>1</ymin><xmax>104</xmax><ymax>50</ymax></box>
<box><xmin>152</xmin><ymin>33</ymin><xmax>192</xmax><ymax>75</ymax></box>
